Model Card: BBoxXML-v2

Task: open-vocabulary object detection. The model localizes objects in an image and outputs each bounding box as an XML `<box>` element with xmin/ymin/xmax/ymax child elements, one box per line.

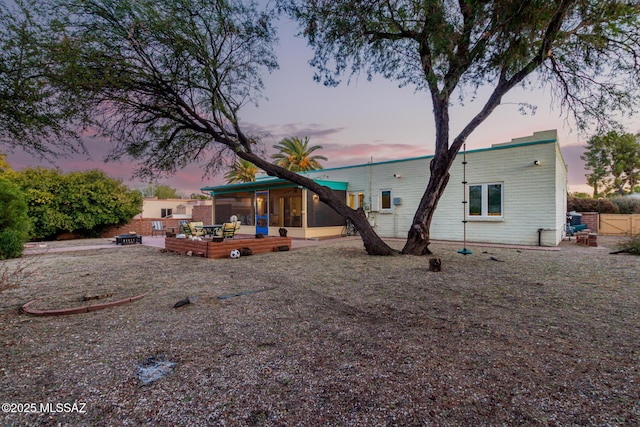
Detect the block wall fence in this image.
<box><xmin>580</xmin><ymin>212</ymin><xmax>598</xmax><ymax>233</ymax></box>
<box><xmin>100</xmin><ymin>206</ymin><xmax>214</xmax><ymax>238</ymax></box>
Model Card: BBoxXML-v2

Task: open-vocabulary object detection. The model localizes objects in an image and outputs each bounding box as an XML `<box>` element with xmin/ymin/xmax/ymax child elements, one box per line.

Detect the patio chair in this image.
<box><xmin>180</xmin><ymin>221</ymin><xmax>192</xmax><ymax>236</ymax></box>
<box><xmin>188</xmin><ymin>221</ymin><xmax>206</xmax><ymax>237</ymax></box>
<box><xmin>222</xmin><ymin>221</ymin><xmax>241</xmax><ymax>238</ymax></box>
<box><xmin>151</xmin><ymin>220</ymin><xmax>165</xmax><ymax>237</ymax></box>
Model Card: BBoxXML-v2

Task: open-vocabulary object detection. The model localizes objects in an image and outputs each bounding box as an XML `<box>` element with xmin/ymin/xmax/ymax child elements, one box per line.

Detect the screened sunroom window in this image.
<box><xmin>214</xmin><ymin>192</ymin><xmax>255</xmax><ymax>225</ymax></box>
<box><xmin>269</xmin><ymin>188</ymin><xmax>302</xmax><ymax>227</ymax></box>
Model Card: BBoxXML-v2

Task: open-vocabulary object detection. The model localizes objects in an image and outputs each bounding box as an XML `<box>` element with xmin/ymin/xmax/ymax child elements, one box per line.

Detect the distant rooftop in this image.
<box><xmin>492</xmin><ymin>129</ymin><xmax>558</xmax><ymax>148</ymax></box>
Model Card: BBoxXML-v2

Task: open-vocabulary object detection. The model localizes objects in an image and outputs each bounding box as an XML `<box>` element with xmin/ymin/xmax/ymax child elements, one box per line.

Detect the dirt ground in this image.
<box><xmin>0</xmin><ymin>236</ymin><xmax>639</xmax><ymax>426</ymax></box>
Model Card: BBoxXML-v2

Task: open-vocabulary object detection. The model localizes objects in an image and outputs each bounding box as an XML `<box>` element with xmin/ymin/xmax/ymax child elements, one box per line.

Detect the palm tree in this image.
<box><xmin>224</xmin><ymin>159</ymin><xmax>258</xmax><ymax>183</ymax></box>
<box><xmin>271</xmin><ymin>137</ymin><xmax>328</xmax><ymax>171</ymax></box>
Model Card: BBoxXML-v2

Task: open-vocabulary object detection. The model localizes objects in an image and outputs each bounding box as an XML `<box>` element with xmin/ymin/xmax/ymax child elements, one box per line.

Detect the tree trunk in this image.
<box><xmin>428</xmin><ymin>258</ymin><xmax>442</xmax><ymax>272</ymax></box>
<box><xmin>239</xmin><ymin>152</ymin><xmax>397</xmax><ymax>256</ymax></box>
<box><xmin>350</xmin><ymin>207</ymin><xmax>396</xmax><ymax>256</ymax></box>
<box><xmin>401</xmin><ymin>90</ymin><xmax>457</xmax><ymax>255</ymax></box>
<box><xmin>401</xmin><ymin>157</ymin><xmax>452</xmax><ymax>255</ymax></box>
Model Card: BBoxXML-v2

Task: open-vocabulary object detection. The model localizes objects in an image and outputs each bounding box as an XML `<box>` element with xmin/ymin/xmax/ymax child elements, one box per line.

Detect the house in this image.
<box><xmin>134</xmin><ymin>197</ymin><xmax>212</xmax><ymax>220</ymax></box>
<box><xmin>202</xmin><ymin>130</ymin><xmax>568</xmax><ymax>247</ymax></box>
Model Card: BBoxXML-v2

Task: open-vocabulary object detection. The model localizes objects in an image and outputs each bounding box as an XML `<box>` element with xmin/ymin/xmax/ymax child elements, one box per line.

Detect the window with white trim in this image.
<box><xmin>380</xmin><ymin>190</ymin><xmax>392</xmax><ymax>211</ymax></box>
<box><xmin>468</xmin><ymin>183</ymin><xmax>503</xmax><ymax>218</ymax></box>
<box><xmin>348</xmin><ymin>191</ymin><xmax>365</xmax><ymax>209</ymax></box>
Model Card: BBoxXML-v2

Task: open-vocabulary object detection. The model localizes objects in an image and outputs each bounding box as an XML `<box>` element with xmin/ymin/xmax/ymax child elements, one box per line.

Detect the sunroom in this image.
<box><xmin>201</xmin><ymin>176</ymin><xmax>349</xmax><ymax>239</ymax></box>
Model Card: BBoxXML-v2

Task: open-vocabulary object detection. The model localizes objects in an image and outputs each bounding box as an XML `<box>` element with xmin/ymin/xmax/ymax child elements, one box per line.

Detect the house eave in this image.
<box><xmin>201</xmin><ymin>178</ymin><xmax>348</xmax><ymax>196</ymax></box>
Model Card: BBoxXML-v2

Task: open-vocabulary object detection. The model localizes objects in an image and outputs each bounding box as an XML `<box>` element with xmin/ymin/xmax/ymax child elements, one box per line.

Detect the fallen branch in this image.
<box><xmin>609</xmin><ymin>249</ymin><xmax>631</xmax><ymax>255</ymax></box>
<box><xmin>217</xmin><ymin>288</ymin><xmax>275</xmax><ymax>300</ymax></box>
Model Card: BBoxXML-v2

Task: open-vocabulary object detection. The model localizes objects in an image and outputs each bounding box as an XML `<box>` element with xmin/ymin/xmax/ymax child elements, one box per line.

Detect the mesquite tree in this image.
<box><xmin>38</xmin><ymin>0</ymin><xmax>395</xmax><ymax>254</ymax></box>
<box><xmin>0</xmin><ymin>0</ymin><xmax>91</xmax><ymax>158</ymax></box>
<box><xmin>283</xmin><ymin>0</ymin><xmax>640</xmax><ymax>254</ymax></box>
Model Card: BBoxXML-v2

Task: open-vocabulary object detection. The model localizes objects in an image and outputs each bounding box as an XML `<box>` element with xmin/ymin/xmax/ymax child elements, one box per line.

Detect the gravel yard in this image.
<box><xmin>0</xmin><ymin>237</ymin><xmax>639</xmax><ymax>426</ymax></box>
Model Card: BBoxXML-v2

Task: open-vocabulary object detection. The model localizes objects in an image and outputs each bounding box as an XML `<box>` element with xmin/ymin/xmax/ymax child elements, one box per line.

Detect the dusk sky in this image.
<box><xmin>4</xmin><ymin>15</ymin><xmax>638</xmax><ymax>196</ymax></box>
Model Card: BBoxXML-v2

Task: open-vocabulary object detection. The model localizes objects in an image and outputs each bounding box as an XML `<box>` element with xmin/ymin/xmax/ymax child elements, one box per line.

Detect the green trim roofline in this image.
<box><xmin>202</xmin><ymin>178</ymin><xmax>348</xmax><ymax>196</ymax></box>
<box><xmin>313</xmin><ymin>137</ymin><xmax>558</xmax><ymax>173</ymax></box>
<box><xmin>200</xmin><ymin>131</ymin><xmax>559</xmax><ymax>194</ymax></box>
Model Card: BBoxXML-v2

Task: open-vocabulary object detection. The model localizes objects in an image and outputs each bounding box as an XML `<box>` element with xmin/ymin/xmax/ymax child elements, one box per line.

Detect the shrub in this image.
<box><xmin>611</xmin><ymin>196</ymin><xmax>640</xmax><ymax>214</ymax></box>
<box><xmin>0</xmin><ymin>179</ymin><xmax>31</xmax><ymax>259</ymax></box>
<box><xmin>0</xmin><ymin>229</ymin><xmax>27</xmax><ymax>260</ymax></box>
<box><xmin>614</xmin><ymin>233</ymin><xmax>640</xmax><ymax>255</ymax></box>
<box><xmin>11</xmin><ymin>168</ymin><xmax>142</xmax><ymax>240</ymax></box>
<box><xmin>0</xmin><ymin>251</ymin><xmax>35</xmax><ymax>293</ymax></box>
<box><xmin>567</xmin><ymin>196</ymin><xmax>619</xmax><ymax>214</ymax></box>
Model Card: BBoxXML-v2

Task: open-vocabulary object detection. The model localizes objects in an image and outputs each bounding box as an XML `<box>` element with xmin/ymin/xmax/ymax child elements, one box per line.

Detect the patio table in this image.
<box><xmin>196</xmin><ymin>224</ymin><xmax>223</xmax><ymax>237</ymax></box>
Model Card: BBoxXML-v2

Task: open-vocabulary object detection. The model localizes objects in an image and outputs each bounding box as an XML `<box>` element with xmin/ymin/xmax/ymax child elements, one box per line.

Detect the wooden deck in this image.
<box><xmin>164</xmin><ymin>236</ymin><xmax>292</xmax><ymax>259</ymax></box>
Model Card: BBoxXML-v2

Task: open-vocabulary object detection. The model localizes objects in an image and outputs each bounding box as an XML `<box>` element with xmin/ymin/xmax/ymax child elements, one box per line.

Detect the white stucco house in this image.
<box><xmin>202</xmin><ymin>130</ymin><xmax>568</xmax><ymax>247</ymax></box>
<box><xmin>133</xmin><ymin>197</ymin><xmax>212</xmax><ymax>220</ymax></box>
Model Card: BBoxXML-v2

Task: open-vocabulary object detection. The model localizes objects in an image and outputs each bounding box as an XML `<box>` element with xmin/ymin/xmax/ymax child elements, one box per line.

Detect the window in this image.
<box><xmin>348</xmin><ymin>191</ymin><xmax>365</xmax><ymax>210</ymax></box>
<box><xmin>214</xmin><ymin>193</ymin><xmax>255</xmax><ymax>225</ymax></box>
<box><xmin>161</xmin><ymin>208</ymin><xmax>172</xmax><ymax>218</ymax></box>
<box><xmin>308</xmin><ymin>190</ymin><xmax>346</xmax><ymax>227</ymax></box>
<box><xmin>468</xmin><ymin>183</ymin><xmax>503</xmax><ymax>218</ymax></box>
<box><xmin>381</xmin><ymin>190</ymin><xmax>392</xmax><ymax>211</ymax></box>
<box><xmin>269</xmin><ymin>188</ymin><xmax>302</xmax><ymax>227</ymax></box>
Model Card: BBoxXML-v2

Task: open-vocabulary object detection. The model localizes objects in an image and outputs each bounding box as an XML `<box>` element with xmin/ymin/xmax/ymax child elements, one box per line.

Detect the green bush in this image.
<box><xmin>11</xmin><ymin>168</ymin><xmax>142</xmax><ymax>240</ymax></box>
<box><xmin>0</xmin><ymin>179</ymin><xmax>31</xmax><ymax>259</ymax></box>
<box><xmin>0</xmin><ymin>229</ymin><xmax>27</xmax><ymax>259</ymax></box>
<box><xmin>611</xmin><ymin>196</ymin><xmax>640</xmax><ymax>214</ymax></box>
<box><xmin>567</xmin><ymin>196</ymin><xmax>619</xmax><ymax>214</ymax></box>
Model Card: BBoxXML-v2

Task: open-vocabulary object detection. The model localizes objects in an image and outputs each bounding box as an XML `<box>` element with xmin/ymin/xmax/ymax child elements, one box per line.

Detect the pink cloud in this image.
<box><xmin>320</xmin><ymin>142</ymin><xmax>430</xmax><ymax>166</ymax></box>
<box><xmin>3</xmin><ymin>125</ymin><xmax>591</xmax><ymax>195</ymax></box>
<box><xmin>247</xmin><ymin>122</ymin><xmax>431</xmax><ymax>167</ymax></box>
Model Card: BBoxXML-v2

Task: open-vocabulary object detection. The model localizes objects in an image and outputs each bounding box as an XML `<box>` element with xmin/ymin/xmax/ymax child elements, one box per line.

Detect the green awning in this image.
<box><xmin>201</xmin><ymin>177</ymin><xmax>348</xmax><ymax>196</ymax></box>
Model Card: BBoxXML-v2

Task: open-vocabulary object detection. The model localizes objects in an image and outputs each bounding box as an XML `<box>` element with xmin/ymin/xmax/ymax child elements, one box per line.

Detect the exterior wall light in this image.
<box><xmin>533</xmin><ymin>160</ymin><xmax>541</xmax><ymax>165</ymax></box>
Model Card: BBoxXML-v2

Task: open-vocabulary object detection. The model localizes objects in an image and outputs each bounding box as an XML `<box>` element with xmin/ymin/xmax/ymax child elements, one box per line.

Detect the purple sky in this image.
<box><xmin>3</xmin><ymin>121</ymin><xmax>595</xmax><ymax>196</ymax></box>
<box><xmin>4</xmin><ymin>17</ymin><xmax>638</xmax><ymax>196</ymax></box>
